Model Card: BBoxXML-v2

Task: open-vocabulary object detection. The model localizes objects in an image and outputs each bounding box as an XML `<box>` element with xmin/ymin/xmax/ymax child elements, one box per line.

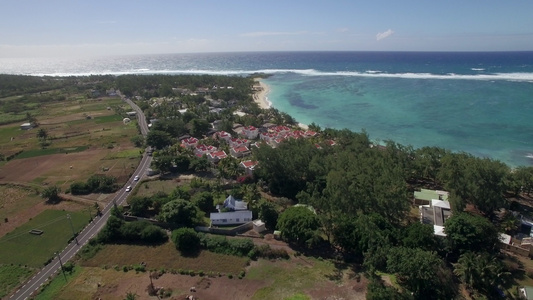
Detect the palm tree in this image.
<box><xmin>124</xmin><ymin>292</ymin><xmax>138</xmax><ymax>300</ymax></box>
<box><xmin>453</xmin><ymin>252</ymin><xmax>478</xmax><ymax>291</ymax></box>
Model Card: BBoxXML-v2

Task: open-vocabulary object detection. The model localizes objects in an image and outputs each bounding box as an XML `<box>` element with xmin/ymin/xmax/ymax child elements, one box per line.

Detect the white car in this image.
<box><xmin>134</xmin><ymin>175</ymin><xmax>140</xmax><ymax>181</ymax></box>
<box><xmin>125</xmin><ymin>185</ymin><xmax>131</xmax><ymax>192</ymax></box>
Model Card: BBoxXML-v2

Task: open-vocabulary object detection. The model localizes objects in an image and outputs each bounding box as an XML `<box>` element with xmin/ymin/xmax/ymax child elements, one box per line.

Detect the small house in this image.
<box><xmin>20</xmin><ymin>122</ymin><xmax>33</xmax><ymax>130</ymax></box>
<box><xmin>210</xmin><ymin>210</ymin><xmax>253</xmax><ymax>226</ymax></box>
<box><xmin>207</xmin><ymin>150</ymin><xmax>227</xmax><ymax>163</ymax></box>
<box><xmin>126</xmin><ymin>111</ymin><xmax>137</xmax><ymax>117</ymax></box>
<box><xmin>242</xmin><ymin>126</ymin><xmax>259</xmax><ymax>139</ymax></box>
<box><xmin>253</xmin><ymin>220</ymin><xmax>266</xmax><ymax>233</ymax></box>
<box><xmin>240</xmin><ymin>160</ymin><xmax>258</xmax><ymax>175</ymax></box>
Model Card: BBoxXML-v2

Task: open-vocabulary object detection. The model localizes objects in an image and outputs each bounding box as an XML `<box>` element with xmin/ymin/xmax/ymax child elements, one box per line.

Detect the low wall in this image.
<box><xmin>195</xmin><ymin>222</ymin><xmax>253</xmax><ymax>236</ymax></box>
<box><xmin>501</xmin><ymin>243</ymin><xmax>532</xmax><ymax>258</ymax></box>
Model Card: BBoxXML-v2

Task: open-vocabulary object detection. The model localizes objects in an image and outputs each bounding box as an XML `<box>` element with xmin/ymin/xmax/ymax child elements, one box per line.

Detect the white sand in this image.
<box><xmin>253</xmin><ymin>78</ymin><xmax>271</xmax><ymax>109</ymax></box>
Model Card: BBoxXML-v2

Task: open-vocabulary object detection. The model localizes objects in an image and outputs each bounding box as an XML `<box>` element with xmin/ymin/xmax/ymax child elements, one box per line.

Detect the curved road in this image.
<box><xmin>10</xmin><ymin>94</ymin><xmax>151</xmax><ymax>300</ymax></box>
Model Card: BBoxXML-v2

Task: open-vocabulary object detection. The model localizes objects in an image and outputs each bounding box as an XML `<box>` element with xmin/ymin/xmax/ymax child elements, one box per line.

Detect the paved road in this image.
<box><xmin>10</xmin><ymin>95</ymin><xmax>151</xmax><ymax>300</ymax></box>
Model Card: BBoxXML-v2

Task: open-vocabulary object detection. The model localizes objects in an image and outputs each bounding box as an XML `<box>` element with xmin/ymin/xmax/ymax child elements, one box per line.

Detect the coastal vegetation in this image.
<box><xmin>2</xmin><ymin>74</ymin><xmax>533</xmax><ymax>299</ymax></box>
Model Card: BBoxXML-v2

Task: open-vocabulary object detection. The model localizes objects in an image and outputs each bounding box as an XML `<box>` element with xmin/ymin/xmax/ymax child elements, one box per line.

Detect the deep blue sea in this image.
<box><xmin>1</xmin><ymin>51</ymin><xmax>533</xmax><ymax>166</ymax></box>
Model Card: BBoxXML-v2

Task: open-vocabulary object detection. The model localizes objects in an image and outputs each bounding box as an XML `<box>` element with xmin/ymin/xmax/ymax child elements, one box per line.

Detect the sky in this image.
<box><xmin>1</xmin><ymin>0</ymin><xmax>533</xmax><ymax>58</ymax></box>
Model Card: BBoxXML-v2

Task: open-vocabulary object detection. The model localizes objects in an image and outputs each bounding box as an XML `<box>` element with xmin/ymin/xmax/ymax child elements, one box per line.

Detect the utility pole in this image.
<box><xmin>67</xmin><ymin>214</ymin><xmax>78</xmax><ymax>245</ymax></box>
<box><xmin>56</xmin><ymin>252</ymin><xmax>67</xmax><ymax>282</ymax></box>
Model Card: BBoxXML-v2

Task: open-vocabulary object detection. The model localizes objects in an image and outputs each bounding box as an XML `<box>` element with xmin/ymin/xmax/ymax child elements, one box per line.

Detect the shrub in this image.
<box><xmin>198</xmin><ymin>234</ymin><xmax>254</xmax><ymax>257</ymax></box>
<box><xmin>172</xmin><ymin>228</ymin><xmax>201</xmax><ymax>256</ymax></box>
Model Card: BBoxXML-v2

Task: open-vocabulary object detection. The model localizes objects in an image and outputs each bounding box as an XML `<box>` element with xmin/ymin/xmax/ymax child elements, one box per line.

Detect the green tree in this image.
<box><xmin>174</xmin><ymin>155</ymin><xmax>191</xmax><ymax>172</ymax></box>
<box><xmin>97</xmin><ymin>215</ymin><xmax>125</xmax><ymax>243</ymax></box>
<box><xmin>386</xmin><ymin>247</ymin><xmax>456</xmax><ymax>300</ymax></box>
<box><xmin>402</xmin><ymin>222</ymin><xmax>436</xmax><ymax>251</ymax></box>
<box><xmin>444</xmin><ymin>212</ymin><xmax>499</xmax><ymax>256</ymax></box>
<box><xmin>157</xmin><ymin>199</ymin><xmax>201</xmax><ymax>227</ymax></box>
<box><xmin>277</xmin><ymin>206</ymin><xmax>321</xmax><ymax>248</ymax></box>
<box><xmin>453</xmin><ymin>251</ymin><xmax>510</xmax><ymax>296</ymax></box>
<box><xmin>154</xmin><ymin>155</ymin><xmax>174</xmax><ymax>174</ymax></box>
<box><xmin>191</xmin><ymin>192</ymin><xmax>214</xmax><ymax>214</ymax></box>
<box><xmin>36</xmin><ymin>128</ymin><xmax>48</xmax><ymax>140</ymax></box>
<box><xmin>41</xmin><ymin>185</ymin><xmax>61</xmax><ymax>203</ymax></box>
<box><xmin>172</xmin><ymin>228</ymin><xmax>201</xmax><ymax>256</ymax></box>
<box><xmin>128</xmin><ymin>196</ymin><xmax>152</xmax><ymax>216</ymax></box>
<box><xmin>189</xmin><ymin>118</ymin><xmax>210</xmax><ymax>138</ymax></box>
<box><xmin>258</xmin><ymin>201</ymin><xmax>279</xmax><ymax>230</ymax></box>
<box><xmin>366</xmin><ymin>280</ymin><xmax>412</xmax><ymax>300</ymax></box>
<box><xmin>146</xmin><ymin>130</ymin><xmax>172</xmax><ymax>149</ymax></box>
<box><xmin>130</xmin><ymin>135</ymin><xmax>145</xmax><ymax>148</ymax></box>
<box><xmin>190</xmin><ymin>156</ymin><xmax>211</xmax><ymax>172</ymax></box>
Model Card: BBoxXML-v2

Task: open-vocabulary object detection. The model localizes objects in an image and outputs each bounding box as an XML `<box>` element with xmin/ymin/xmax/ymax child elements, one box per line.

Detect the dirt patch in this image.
<box><xmin>91</xmin><ymin>272</ymin><xmax>269</xmax><ymax>300</ymax></box>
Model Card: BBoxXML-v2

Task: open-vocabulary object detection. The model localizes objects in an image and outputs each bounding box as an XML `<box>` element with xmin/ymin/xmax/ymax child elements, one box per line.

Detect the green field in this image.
<box><xmin>94</xmin><ymin>114</ymin><xmax>123</xmax><ymax>124</ymax></box>
<box><xmin>0</xmin><ymin>264</ymin><xmax>34</xmax><ymax>298</ymax></box>
<box><xmin>14</xmin><ymin>146</ymin><xmax>88</xmax><ymax>159</ymax></box>
<box><xmin>34</xmin><ymin>265</ymin><xmax>82</xmax><ymax>300</ymax></box>
<box><xmin>0</xmin><ymin>210</ymin><xmax>90</xmax><ymax>267</ymax></box>
<box><xmin>82</xmin><ymin>242</ymin><xmax>249</xmax><ymax>275</ymax></box>
<box><xmin>248</xmin><ymin>258</ymin><xmax>337</xmax><ymax>300</ymax></box>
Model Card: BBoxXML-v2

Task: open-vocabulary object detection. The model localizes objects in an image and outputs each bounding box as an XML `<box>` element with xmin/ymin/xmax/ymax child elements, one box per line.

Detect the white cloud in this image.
<box><xmin>376</xmin><ymin>29</ymin><xmax>394</xmax><ymax>41</ymax></box>
<box><xmin>240</xmin><ymin>31</ymin><xmax>308</xmax><ymax>37</ymax></box>
<box><xmin>336</xmin><ymin>27</ymin><xmax>349</xmax><ymax>33</ymax></box>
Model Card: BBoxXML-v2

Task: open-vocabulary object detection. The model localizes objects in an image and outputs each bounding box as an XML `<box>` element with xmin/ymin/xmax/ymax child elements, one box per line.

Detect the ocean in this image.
<box><xmin>1</xmin><ymin>51</ymin><xmax>533</xmax><ymax>166</ymax></box>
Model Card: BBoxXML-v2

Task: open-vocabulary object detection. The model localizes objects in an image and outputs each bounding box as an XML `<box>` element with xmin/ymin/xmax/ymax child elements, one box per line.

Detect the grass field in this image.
<box><xmin>81</xmin><ymin>242</ymin><xmax>249</xmax><ymax>275</ymax></box>
<box><xmin>133</xmin><ymin>179</ymin><xmax>182</xmax><ymax>198</ymax></box>
<box><xmin>248</xmin><ymin>258</ymin><xmax>338</xmax><ymax>300</ymax></box>
<box><xmin>0</xmin><ymin>264</ymin><xmax>34</xmax><ymax>298</ymax></box>
<box><xmin>0</xmin><ymin>185</ymin><xmax>43</xmax><ymax>225</ymax></box>
<box><xmin>34</xmin><ymin>265</ymin><xmax>84</xmax><ymax>300</ymax></box>
<box><xmin>14</xmin><ymin>146</ymin><xmax>88</xmax><ymax>160</ymax></box>
<box><xmin>0</xmin><ymin>210</ymin><xmax>90</xmax><ymax>267</ymax></box>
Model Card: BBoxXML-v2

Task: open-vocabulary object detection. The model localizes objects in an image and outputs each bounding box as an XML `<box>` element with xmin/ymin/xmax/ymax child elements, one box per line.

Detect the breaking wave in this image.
<box><xmin>27</xmin><ymin>68</ymin><xmax>533</xmax><ymax>82</ymax></box>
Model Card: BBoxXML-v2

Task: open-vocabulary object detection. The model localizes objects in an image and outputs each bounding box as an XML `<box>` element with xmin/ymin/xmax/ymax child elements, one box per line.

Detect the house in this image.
<box><xmin>222</xmin><ymin>195</ymin><xmax>248</xmax><ymax>210</ymax></box>
<box><xmin>242</xmin><ymin>126</ymin><xmax>259</xmax><ymax>139</ymax></box>
<box><xmin>217</xmin><ymin>131</ymin><xmax>232</xmax><ymax>142</ymax></box>
<box><xmin>414</xmin><ymin>189</ymin><xmax>449</xmax><ymax>205</ymax></box>
<box><xmin>325</xmin><ymin>139</ymin><xmax>337</xmax><ymax>146</ymax></box>
<box><xmin>194</xmin><ymin>144</ymin><xmax>217</xmax><ymax>157</ymax></box>
<box><xmin>209</xmin><ymin>195</ymin><xmax>252</xmax><ymax>226</ymax></box>
<box><xmin>126</xmin><ymin>111</ymin><xmax>137</xmax><ymax>117</ymax></box>
<box><xmin>181</xmin><ymin>137</ymin><xmax>199</xmax><ymax>149</ymax></box>
<box><xmin>240</xmin><ymin>160</ymin><xmax>258</xmax><ymax>175</ymax></box>
<box><xmin>229</xmin><ymin>138</ymin><xmax>249</xmax><ymax>148</ymax></box>
<box><xmin>106</xmin><ymin>88</ymin><xmax>117</xmax><ymax>96</ymax></box>
<box><xmin>20</xmin><ymin>122</ymin><xmax>33</xmax><ymax>130</ymax></box>
<box><xmin>304</xmin><ymin>130</ymin><xmax>318</xmax><ymax>138</ymax></box>
<box><xmin>230</xmin><ymin>146</ymin><xmax>251</xmax><ymax>158</ymax></box>
<box><xmin>207</xmin><ymin>150</ymin><xmax>227</xmax><ymax>162</ymax></box>
<box><xmin>210</xmin><ymin>210</ymin><xmax>253</xmax><ymax>226</ymax></box>
<box><xmin>420</xmin><ymin>199</ymin><xmax>452</xmax><ymax>237</ymax></box>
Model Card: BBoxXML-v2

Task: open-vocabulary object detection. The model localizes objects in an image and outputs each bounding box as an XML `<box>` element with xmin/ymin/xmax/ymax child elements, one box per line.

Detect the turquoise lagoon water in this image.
<box><xmin>1</xmin><ymin>51</ymin><xmax>532</xmax><ymax>166</ymax></box>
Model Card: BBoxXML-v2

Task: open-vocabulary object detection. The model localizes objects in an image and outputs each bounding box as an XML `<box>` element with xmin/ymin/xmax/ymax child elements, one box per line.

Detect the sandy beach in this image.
<box><xmin>253</xmin><ymin>78</ymin><xmax>271</xmax><ymax>109</ymax></box>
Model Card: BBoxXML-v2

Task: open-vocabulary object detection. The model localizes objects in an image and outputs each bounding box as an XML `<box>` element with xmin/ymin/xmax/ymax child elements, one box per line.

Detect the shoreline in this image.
<box><xmin>253</xmin><ymin>78</ymin><xmax>272</xmax><ymax>109</ymax></box>
<box><xmin>252</xmin><ymin>78</ymin><xmax>309</xmax><ymax>130</ymax></box>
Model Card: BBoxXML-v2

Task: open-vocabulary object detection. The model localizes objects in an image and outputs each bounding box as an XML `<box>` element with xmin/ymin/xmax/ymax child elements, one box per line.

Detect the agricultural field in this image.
<box><xmin>39</xmin><ymin>253</ymin><xmax>367</xmax><ymax>300</ymax></box>
<box><xmin>0</xmin><ymin>209</ymin><xmax>90</xmax><ymax>267</ymax></box>
<box><xmin>81</xmin><ymin>242</ymin><xmax>249</xmax><ymax>275</ymax></box>
<box><xmin>0</xmin><ymin>95</ymin><xmax>140</xmax><ymax>188</ymax></box>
